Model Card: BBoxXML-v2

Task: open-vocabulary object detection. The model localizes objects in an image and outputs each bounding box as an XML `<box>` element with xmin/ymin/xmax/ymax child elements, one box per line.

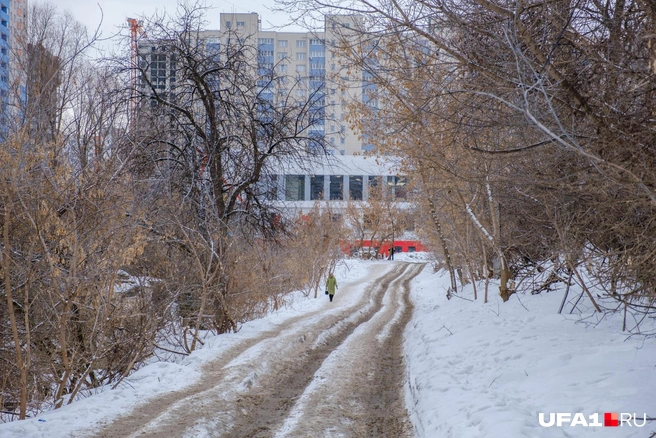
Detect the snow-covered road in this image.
<box><xmin>85</xmin><ymin>262</ymin><xmax>423</xmax><ymax>437</ymax></box>
<box><xmin>3</xmin><ymin>256</ymin><xmax>655</xmax><ymax>438</ymax></box>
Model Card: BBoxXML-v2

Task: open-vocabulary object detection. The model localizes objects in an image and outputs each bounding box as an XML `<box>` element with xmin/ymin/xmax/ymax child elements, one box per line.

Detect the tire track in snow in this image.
<box><xmin>88</xmin><ymin>263</ymin><xmax>393</xmax><ymax>437</ymax></box>
<box><xmin>272</xmin><ymin>262</ymin><xmax>424</xmax><ymax>438</ymax></box>
<box><xmin>218</xmin><ymin>263</ymin><xmax>412</xmax><ymax>438</ymax></box>
<box><xmin>87</xmin><ymin>262</ymin><xmax>423</xmax><ymax>438</ymax></box>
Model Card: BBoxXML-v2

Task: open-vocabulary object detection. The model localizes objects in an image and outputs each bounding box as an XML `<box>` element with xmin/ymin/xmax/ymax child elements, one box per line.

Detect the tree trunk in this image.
<box><xmin>426</xmin><ymin>192</ymin><xmax>457</xmax><ymax>296</ymax></box>
<box><xmin>498</xmin><ymin>255</ymin><xmax>514</xmax><ymax>302</ymax></box>
<box><xmin>482</xmin><ymin>239</ymin><xmax>490</xmax><ymax>303</ymax></box>
<box><xmin>191</xmin><ymin>283</ymin><xmax>209</xmax><ymax>352</ymax></box>
<box><xmin>3</xmin><ymin>204</ymin><xmax>27</xmax><ymax>419</ymax></box>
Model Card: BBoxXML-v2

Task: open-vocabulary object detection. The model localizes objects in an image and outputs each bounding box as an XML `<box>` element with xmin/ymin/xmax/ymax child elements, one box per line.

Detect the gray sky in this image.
<box><xmin>56</xmin><ymin>0</ymin><xmax>301</xmax><ymax>41</ymax></box>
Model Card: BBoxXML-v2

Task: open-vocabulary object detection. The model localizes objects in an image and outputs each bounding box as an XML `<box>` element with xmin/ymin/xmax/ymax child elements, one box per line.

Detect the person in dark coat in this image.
<box><xmin>326</xmin><ymin>272</ymin><xmax>338</xmax><ymax>302</ymax></box>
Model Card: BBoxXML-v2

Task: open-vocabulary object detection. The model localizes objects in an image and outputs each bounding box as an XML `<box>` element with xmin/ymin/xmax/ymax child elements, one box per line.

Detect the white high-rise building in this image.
<box><xmin>136</xmin><ymin>12</ymin><xmax>376</xmax><ymax>156</ymax></box>
<box><xmin>216</xmin><ymin>12</ymin><xmax>371</xmax><ymax>155</ymax></box>
<box><xmin>134</xmin><ymin>14</ymin><xmax>416</xmax><ymax>247</ymax></box>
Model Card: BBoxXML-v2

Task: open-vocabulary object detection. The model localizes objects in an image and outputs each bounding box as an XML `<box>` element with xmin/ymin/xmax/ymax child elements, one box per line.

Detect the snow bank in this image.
<box><xmin>404</xmin><ymin>265</ymin><xmax>656</xmax><ymax>438</ymax></box>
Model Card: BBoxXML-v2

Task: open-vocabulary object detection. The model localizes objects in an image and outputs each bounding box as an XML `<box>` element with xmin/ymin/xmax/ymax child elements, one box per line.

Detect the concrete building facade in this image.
<box><xmin>217</xmin><ymin>12</ymin><xmax>369</xmax><ymax>155</ymax></box>
<box><xmin>136</xmin><ymin>12</ymin><xmax>375</xmax><ymax>156</ymax></box>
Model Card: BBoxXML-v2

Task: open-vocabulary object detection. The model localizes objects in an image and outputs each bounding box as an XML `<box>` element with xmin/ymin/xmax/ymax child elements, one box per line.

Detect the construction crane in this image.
<box><xmin>127</xmin><ymin>18</ymin><xmax>144</xmax><ymax>126</ymax></box>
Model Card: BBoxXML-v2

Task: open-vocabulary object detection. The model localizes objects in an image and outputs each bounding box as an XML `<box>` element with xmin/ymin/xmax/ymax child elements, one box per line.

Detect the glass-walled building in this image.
<box><xmin>264</xmin><ymin>155</ymin><xmax>410</xmax><ymax>216</ymax></box>
<box><xmin>0</xmin><ymin>0</ymin><xmax>27</xmax><ymax>134</ymax></box>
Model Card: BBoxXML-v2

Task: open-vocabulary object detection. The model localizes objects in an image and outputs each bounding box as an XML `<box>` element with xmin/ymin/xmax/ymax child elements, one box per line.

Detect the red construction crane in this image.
<box><xmin>127</xmin><ymin>18</ymin><xmax>144</xmax><ymax>125</ymax></box>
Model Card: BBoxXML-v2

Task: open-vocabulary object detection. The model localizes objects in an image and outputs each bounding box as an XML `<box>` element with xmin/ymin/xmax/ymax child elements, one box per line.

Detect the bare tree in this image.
<box><xmin>278</xmin><ymin>0</ymin><xmax>656</xmax><ymax>320</ymax></box>
<box><xmin>117</xmin><ymin>3</ymin><xmax>330</xmax><ymax>338</ymax></box>
<box><xmin>343</xmin><ymin>181</ymin><xmax>411</xmax><ymax>260</ymax></box>
<box><xmin>0</xmin><ymin>3</ymin><xmax>168</xmax><ymax>419</ymax></box>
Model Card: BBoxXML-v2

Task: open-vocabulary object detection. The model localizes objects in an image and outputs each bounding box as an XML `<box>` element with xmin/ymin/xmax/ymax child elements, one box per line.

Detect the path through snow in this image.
<box><xmin>84</xmin><ymin>262</ymin><xmax>424</xmax><ymax>438</ymax></box>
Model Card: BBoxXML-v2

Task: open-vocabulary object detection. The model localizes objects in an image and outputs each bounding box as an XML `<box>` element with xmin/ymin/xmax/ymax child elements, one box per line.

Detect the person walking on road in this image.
<box><xmin>326</xmin><ymin>272</ymin><xmax>338</xmax><ymax>302</ymax></box>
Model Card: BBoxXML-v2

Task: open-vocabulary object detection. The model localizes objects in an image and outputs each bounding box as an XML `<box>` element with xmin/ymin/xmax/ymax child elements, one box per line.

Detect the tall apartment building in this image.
<box><xmin>136</xmin><ymin>12</ymin><xmax>375</xmax><ymax>156</ymax></box>
<box><xmin>219</xmin><ymin>13</ymin><xmax>376</xmax><ymax>155</ymax></box>
<box><xmin>0</xmin><ymin>0</ymin><xmax>26</xmax><ymax>123</ymax></box>
<box><xmin>134</xmin><ymin>14</ymin><xmax>415</xmax><ymax>237</ymax></box>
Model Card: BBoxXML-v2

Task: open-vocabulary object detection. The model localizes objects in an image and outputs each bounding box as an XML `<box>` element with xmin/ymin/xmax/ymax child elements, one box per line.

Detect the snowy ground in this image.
<box><xmin>1</xmin><ymin>255</ymin><xmax>655</xmax><ymax>437</ymax></box>
<box><xmin>405</xmin><ymin>259</ymin><xmax>656</xmax><ymax>437</ymax></box>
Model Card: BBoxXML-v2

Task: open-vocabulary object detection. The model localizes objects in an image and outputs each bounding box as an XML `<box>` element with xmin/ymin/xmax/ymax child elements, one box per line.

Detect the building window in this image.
<box><xmin>264</xmin><ymin>175</ymin><xmax>278</xmax><ymax>200</ymax></box>
<box><xmin>296</xmin><ymin>40</ymin><xmax>306</xmax><ymax>48</ymax></box>
<box><xmin>237</xmin><ymin>21</ymin><xmax>245</xmax><ymax>28</ymax></box>
<box><xmin>296</xmin><ymin>64</ymin><xmax>306</xmax><ymax>72</ymax></box>
<box><xmin>368</xmin><ymin>175</ymin><xmax>381</xmax><ymax>189</ymax></box>
<box><xmin>279</xmin><ymin>64</ymin><xmax>288</xmax><ymax>72</ymax></box>
<box><xmin>310</xmin><ymin>39</ymin><xmax>324</xmax><ymax>45</ymax></box>
<box><xmin>225</xmin><ymin>20</ymin><xmax>231</xmax><ymax>28</ymax></box>
<box><xmin>349</xmin><ymin>176</ymin><xmax>363</xmax><ymax>201</ymax></box>
<box><xmin>330</xmin><ymin>176</ymin><xmax>344</xmax><ymax>200</ymax></box>
<box><xmin>278</xmin><ymin>52</ymin><xmax>288</xmax><ymax>60</ymax></box>
<box><xmin>388</xmin><ymin>176</ymin><xmax>408</xmax><ymax>200</ymax></box>
<box><xmin>310</xmin><ymin>175</ymin><xmax>324</xmax><ymax>200</ymax></box>
<box><xmin>258</xmin><ymin>38</ymin><xmax>274</xmax><ymax>44</ymax></box>
<box><xmin>278</xmin><ymin>40</ymin><xmax>288</xmax><ymax>47</ymax></box>
<box><xmin>296</xmin><ymin>52</ymin><xmax>306</xmax><ymax>60</ymax></box>
<box><xmin>285</xmin><ymin>175</ymin><xmax>305</xmax><ymax>201</ymax></box>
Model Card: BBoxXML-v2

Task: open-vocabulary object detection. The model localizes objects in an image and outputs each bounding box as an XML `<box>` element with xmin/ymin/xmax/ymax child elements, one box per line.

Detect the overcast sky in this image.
<box><xmin>57</xmin><ymin>0</ymin><xmax>302</xmax><ymax>42</ymax></box>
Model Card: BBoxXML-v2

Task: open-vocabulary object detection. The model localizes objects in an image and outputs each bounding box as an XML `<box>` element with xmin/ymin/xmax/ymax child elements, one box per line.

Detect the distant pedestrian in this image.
<box><xmin>326</xmin><ymin>272</ymin><xmax>338</xmax><ymax>302</ymax></box>
<box><xmin>388</xmin><ymin>247</ymin><xmax>395</xmax><ymax>260</ymax></box>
